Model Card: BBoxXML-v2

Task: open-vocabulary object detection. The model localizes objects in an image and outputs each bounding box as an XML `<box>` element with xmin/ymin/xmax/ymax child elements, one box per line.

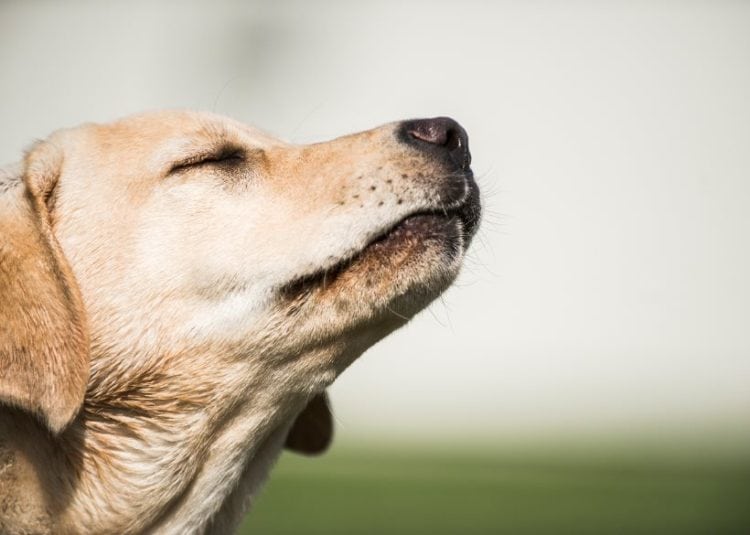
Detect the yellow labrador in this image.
<box><xmin>0</xmin><ymin>111</ymin><xmax>480</xmax><ymax>534</ymax></box>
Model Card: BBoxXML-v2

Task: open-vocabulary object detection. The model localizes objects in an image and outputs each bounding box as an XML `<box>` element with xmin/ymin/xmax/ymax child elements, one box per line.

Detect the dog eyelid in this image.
<box><xmin>169</xmin><ymin>146</ymin><xmax>246</xmax><ymax>174</ymax></box>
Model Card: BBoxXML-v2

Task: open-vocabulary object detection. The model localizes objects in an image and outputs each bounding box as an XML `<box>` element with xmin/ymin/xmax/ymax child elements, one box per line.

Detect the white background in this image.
<box><xmin>2</xmin><ymin>0</ymin><xmax>748</xmax><ymax>443</ymax></box>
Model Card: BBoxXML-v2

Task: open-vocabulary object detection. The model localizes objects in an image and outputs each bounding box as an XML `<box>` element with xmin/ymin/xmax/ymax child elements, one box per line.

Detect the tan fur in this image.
<box><xmin>0</xmin><ymin>151</ymin><xmax>89</xmax><ymax>434</ymax></box>
<box><xmin>0</xmin><ymin>111</ymin><xmax>479</xmax><ymax>534</ymax></box>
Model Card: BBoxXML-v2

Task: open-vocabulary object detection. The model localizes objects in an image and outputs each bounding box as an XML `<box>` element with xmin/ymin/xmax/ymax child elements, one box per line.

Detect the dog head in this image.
<box><xmin>0</xmin><ymin>111</ymin><xmax>480</xmax><ymax>451</ymax></box>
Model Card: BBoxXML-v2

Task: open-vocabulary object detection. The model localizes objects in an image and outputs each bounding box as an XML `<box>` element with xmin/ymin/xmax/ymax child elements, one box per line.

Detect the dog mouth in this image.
<box><xmin>280</xmin><ymin>183</ymin><xmax>480</xmax><ymax>298</ymax></box>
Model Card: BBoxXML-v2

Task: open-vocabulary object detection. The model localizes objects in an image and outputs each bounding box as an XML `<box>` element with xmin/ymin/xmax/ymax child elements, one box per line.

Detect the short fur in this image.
<box><xmin>0</xmin><ymin>111</ymin><xmax>479</xmax><ymax>534</ymax></box>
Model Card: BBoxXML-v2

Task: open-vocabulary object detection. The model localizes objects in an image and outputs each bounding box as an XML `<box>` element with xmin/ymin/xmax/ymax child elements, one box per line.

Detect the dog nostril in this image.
<box><xmin>409</xmin><ymin>122</ymin><xmax>448</xmax><ymax>146</ymax></box>
<box><xmin>401</xmin><ymin>117</ymin><xmax>471</xmax><ymax>169</ymax></box>
<box><xmin>444</xmin><ymin>127</ymin><xmax>463</xmax><ymax>156</ymax></box>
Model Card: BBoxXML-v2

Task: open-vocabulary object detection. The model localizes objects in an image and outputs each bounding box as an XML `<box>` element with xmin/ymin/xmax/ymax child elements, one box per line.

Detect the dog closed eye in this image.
<box><xmin>169</xmin><ymin>145</ymin><xmax>246</xmax><ymax>174</ymax></box>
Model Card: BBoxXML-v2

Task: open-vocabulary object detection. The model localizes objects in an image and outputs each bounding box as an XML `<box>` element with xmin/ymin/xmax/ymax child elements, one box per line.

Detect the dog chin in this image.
<box><xmin>279</xmin><ymin>214</ymin><xmax>465</xmax><ymax>327</ymax></box>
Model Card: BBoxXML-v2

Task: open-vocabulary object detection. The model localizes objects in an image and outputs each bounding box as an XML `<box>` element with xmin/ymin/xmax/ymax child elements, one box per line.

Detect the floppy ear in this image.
<box><xmin>285</xmin><ymin>391</ymin><xmax>333</xmax><ymax>455</ymax></box>
<box><xmin>0</xmin><ymin>142</ymin><xmax>90</xmax><ymax>434</ymax></box>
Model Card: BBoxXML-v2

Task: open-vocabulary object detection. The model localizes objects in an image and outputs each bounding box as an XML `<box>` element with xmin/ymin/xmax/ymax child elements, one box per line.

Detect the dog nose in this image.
<box><xmin>401</xmin><ymin>117</ymin><xmax>471</xmax><ymax>169</ymax></box>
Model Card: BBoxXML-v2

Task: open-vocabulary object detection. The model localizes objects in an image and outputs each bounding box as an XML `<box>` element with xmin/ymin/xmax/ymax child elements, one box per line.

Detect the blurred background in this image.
<box><xmin>2</xmin><ymin>1</ymin><xmax>749</xmax><ymax>532</ymax></box>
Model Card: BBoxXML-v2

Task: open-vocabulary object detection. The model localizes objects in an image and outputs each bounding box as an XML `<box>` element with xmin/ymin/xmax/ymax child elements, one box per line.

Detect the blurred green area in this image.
<box><xmin>241</xmin><ymin>441</ymin><xmax>750</xmax><ymax>534</ymax></box>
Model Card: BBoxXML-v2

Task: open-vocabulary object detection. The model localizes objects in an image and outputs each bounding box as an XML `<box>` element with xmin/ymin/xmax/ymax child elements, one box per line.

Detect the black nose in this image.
<box><xmin>400</xmin><ymin>117</ymin><xmax>471</xmax><ymax>169</ymax></box>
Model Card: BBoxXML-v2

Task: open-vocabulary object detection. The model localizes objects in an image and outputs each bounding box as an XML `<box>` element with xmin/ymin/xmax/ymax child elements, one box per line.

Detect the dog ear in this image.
<box><xmin>0</xmin><ymin>142</ymin><xmax>90</xmax><ymax>434</ymax></box>
<box><xmin>285</xmin><ymin>391</ymin><xmax>333</xmax><ymax>455</ymax></box>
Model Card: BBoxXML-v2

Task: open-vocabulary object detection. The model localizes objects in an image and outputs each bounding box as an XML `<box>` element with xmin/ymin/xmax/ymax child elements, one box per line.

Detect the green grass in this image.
<box><xmin>240</xmin><ymin>444</ymin><xmax>750</xmax><ymax>534</ymax></box>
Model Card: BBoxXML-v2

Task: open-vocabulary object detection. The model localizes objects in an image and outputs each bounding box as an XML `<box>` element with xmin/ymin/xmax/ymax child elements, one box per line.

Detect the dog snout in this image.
<box><xmin>400</xmin><ymin>117</ymin><xmax>471</xmax><ymax>170</ymax></box>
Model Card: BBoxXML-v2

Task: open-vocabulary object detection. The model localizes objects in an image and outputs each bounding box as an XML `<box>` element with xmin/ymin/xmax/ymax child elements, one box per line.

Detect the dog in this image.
<box><xmin>0</xmin><ymin>111</ymin><xmax>480</xmax><ymax>534</ymax></box>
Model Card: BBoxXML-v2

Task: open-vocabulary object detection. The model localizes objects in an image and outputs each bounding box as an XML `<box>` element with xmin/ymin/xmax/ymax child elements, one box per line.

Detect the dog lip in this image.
<box><xmin>343</xmin><ymin>182</ymin><xmax>479</xmax><ymax>263</ymax></box>
<box><xmin>420</xmin><ymin>169</ymin><xmax>480</xmax><ymax>239</ymax></box>
<box><xmin>280</xmin><ymin>198</ymin><xmax>478</xmax><ymax>298</ymax></box>
<box><xmin>280</xmin><ymin>171</ymin><xmax>480</xmax><ymax>298</ymax></box>
<box><xmin>456</xmin><ymin>171</ymin><xmax>481</xmax><ymax>240</ymax></box>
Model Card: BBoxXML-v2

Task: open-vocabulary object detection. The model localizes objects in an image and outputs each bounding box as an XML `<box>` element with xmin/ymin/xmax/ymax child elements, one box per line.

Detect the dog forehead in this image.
<box><xmin>87</xmin><ymin>110</ymin><xmax>285</xmax><ymax>163</ymax></box>
<box><xmin>59</xmin><ymin>110</ymin><xmax>289</xmax><ymax>178</ymax></box>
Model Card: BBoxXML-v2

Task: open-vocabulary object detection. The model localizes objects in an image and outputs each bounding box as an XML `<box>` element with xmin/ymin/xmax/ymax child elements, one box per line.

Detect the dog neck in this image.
<box><xmin>53</xmin><ymin>347</ymin><xmax>315</xmax><ymax>534</ymax></box>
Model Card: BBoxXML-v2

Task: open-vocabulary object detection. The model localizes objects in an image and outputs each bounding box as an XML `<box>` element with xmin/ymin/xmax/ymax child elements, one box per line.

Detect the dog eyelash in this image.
<box><xmin>170</xmin><ymin>148</ymin><xmax>246</xmax><ymax>174</ymax></box>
